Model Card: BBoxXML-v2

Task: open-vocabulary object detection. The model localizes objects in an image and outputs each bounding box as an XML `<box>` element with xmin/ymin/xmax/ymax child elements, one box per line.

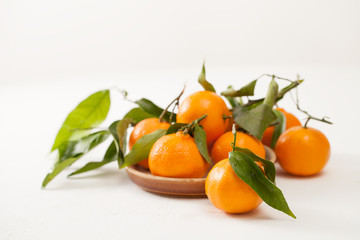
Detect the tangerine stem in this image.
<box><xmin>113</xmin><ymin>87</ymin><xmax>135</xmax><ymax>103</ymax></box>
<box><xmin>181</xmin><ymin>115</ymin><xmax>207</xmax><ymax>135</ymax></box>
<box><xmin>159</xmin><ymin>86</ymin><xmax>185</xmax><ymax>122</ymax></box>
<box><xmin>292</xmin><ymin>88</ymin><xmax>333</xmax><ymax>128</ymax></box>
<box><xmin>231</xmin><ymin>123</ymin><xmax>237</xmax><ymax>151</ymax></box>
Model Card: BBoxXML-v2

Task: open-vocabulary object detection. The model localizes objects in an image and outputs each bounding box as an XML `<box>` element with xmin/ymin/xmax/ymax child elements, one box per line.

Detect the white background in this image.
<box><xmin>1</xmin><ymin>1</ymin><xmax>360</xmax><ymax>239</ymax></box>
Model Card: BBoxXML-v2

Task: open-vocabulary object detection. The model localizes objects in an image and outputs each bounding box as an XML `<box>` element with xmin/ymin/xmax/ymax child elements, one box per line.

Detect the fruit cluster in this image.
<box><xmin>43</xmin><ymin>64</ymin><xmax>332</xmax><ymax>219</ymax></box>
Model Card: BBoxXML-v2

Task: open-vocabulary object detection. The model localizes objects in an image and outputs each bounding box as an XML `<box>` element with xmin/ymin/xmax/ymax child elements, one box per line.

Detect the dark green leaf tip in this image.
<box><xmin>198</xmin><ymin>62</ymin><xmax>216</xmax><ymax>92</ymax></box>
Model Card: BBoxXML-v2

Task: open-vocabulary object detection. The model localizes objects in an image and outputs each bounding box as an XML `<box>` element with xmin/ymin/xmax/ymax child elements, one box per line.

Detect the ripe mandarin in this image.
<box><xmin>205</xmin><ymin>158</ymin><xmax>263</xmax><ymax>214</ymax></box>
<box><xmin>275</xmin><ymin>126</ymin><xmax>330</xmax><ymax>176</ymax></box>
<box><xmin>129</xmin><ymin>118</ymin><xmax>170</xmax><ymax>168</ymax></box>
<box><xmin>148</xmin><ymin>132</ymin><xmax>209</xmax><ymax>178</ymax></box>
<box><xmin>177</xmin><ymin>91</ymin><xmax>230</xmax><ymax>147</ymax></box>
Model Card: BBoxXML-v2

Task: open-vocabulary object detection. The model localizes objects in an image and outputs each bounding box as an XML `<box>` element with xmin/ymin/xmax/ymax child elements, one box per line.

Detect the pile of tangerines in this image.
<box><xmin>127</xmin><ymin>70</ymin><xmax>331</xmax><ymax>217</ymax></box>
<box><xmin>44</xmin><ymin>65</ymin><xmax>332</xmax><ymax>218</ymax></box>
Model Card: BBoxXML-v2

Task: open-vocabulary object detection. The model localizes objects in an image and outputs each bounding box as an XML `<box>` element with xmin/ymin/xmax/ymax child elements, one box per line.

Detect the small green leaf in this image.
<box><xmin>42</xmin><ymin>131</ymin><xmax>110</xmax><ymax>187</ymax></box>
<box><xmin>116</xmin><ymin>119</ymin><xmax>131</xmax><ymax>154</ymax></box>
<box><xmin>232</xmin><ymin>104</ymin><xmax>277</xmax><ymax>140</ymax></box>
<box><xmin>166</xmin><ymin>123</ymin><xmax>187</xmax><ymax>134</ymax></box>
<box><xmin>123</xmin><ymin>108</ymin><xmax>155</xmax><ymax>125</ymax></box>
<box><xmin>271</xmin><ymin>110</ymin><xmax>286</xmax><ymax>149</ymax></box>
<box><xmin>194</xmin><ymin>125</ymin><xmax>212</xmax><ymax>165</ymax></box>
<box><xmin>232</xmin><ymin>146</ymin><xmax>275</xmax><ymax>183</ymax></box>
<box><xmin>198</xmin><ymin>62</ymin><xmax>216</xmax><ymax>92</ymax></box>
<box><xmin>122</xmin><ymin>129</ymin><xmax>167</xmax><ymax>168</ymax></box>
<box><xmin>109</xmin><ymin>119</ymin><xmax>132</xmax><ymax>167</ymax></box>
<box><xmin>68</xmin><ymin>141</ymin><xmax>117</xmax><ymax>176</ymax></box>
<box><xmin>221</xmin><ymin>80</ymin><xmax>257</xmax><ymax>97</ymax></box>
<box><xmin>229</xmin><ymin>151</ymin><xmax>296</xmax><ymax>218</ymax></box>
<box><xmin>264</xmin><ymin>78</ymin><xmax>279</xmax><ymax>107</ymax></box>
<box><xmin>135</xmin><ymin>98</ymin><xmax>175</xmax><ymax>122</ymax></box>
<box><xmin>277</xmin><ymin>79</ymin><xmax>303</xmax><ymax>101</ymax></box>
<box><xmin>223</xmin><ymin>86</ymin><xmax>240</xmax><ymax>108</ymax></box>
<box><xmin>51</xmin><ymin>90</ymin><xmax>110</xmax><ymax>151</ymax></box>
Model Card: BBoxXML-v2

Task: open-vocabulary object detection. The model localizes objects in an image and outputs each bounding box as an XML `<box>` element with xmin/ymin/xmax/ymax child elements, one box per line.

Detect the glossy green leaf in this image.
<box><xmin>166</xmin><ymin>123</ymin><xmax>187</xmax><ymax>134</ymax></box>
<box><xmin>232</xmin><ymin>146</ymin><xmax>275</xmax><ymax>183</ymax></box>
<box><xmin>271</xmin><ymin>110</ymin><xmax>286</xmax><ymax>149</ymax></box>
<box><xmin>109</xmin><ymin>119</ymin><xmax>132</xmax><ymax>167</ymax></box>
<box><xmin>135</xmin><ymin>98</ymin><xmax>175</xmax><ymax>123</ymax></box>
<box><xmin>233</xmin><ymin>104</ymin><xmax>277</xmax><ymax>140</ymax></box>
<box><xmin>122</xmin><ymin>129</ymin><xmax>167</xmax><ymax>168</ymax></box>
<box><xmin>221</xmin><ymin>80</ymin><xmax>257</xmax><ymax>97</ymax></box>
<box><xmin>198</xmin><ymin>62</ymin><xmax>216</xmax><ymax>92</ymax></box>
<box><xmin>51</xmin><ymin>90</ymin><xmax>110</xmax><ymax>151</ymax></box>
<box><xmin>68</xmin><ymin>141</ymin><xmax>117</xmax><ymax>176</ymax></box>
<box><xmin>123</xmin><ymin>108</ymin><xmax>155</xmax><ymax>125</ymax></box>
<box><xmin>194</xmin><ymin>125</ymin><xmax>212</xmax><ymax>165</ymax></box>
<box><xmin>229</xmin><ymin>151</ymin><xmax>296</xmax><ymax>218</ymax></box>
<box><xmin>42</xmin><ymin>131</ymin><xmax>110</xmax><ymax>187</ymax></box>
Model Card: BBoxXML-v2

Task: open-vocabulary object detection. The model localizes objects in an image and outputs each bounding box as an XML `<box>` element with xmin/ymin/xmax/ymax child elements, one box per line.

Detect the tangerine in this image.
<box><xmin>129</xmin><ymin>118</ymin><xmax>170</xmax><ymax>168</ymax></box>
<box><xmin>148</xmin><ymin>132</ymin><xmax>209</xmax><ymax>178</ymax></box>
<box><xmin>262</xmin><ymin>108</ymin><xmax>301</xmax><ymax>147</ymax></box>
<box><xmin>177</xmin><ymin>91</ymin><xmax>231</xmax><ymax>147</ymax></box>
<box><xmin>212</xmin><ymin>131</ymin><xmax>265</xmax><ymax>164</ymax></box>
<box><xmin>275</xmin><ymin>126</ymin><xmax>330</xmax><ymax>176</ymax></box>
<box><xmin>205</xmin><ymin>158</ymin><xmax>263</xmax><ymax>213</ymax></box>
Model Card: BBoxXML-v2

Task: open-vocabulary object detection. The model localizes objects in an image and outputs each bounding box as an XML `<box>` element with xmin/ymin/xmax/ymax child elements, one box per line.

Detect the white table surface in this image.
<box><xmin>1</xmin><ymin>65</ymin><xmax>360</xmax><ymax>240</ymax></box>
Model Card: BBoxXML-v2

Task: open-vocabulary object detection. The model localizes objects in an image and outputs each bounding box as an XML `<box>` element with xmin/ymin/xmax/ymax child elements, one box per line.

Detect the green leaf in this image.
<box><xmin>232</xmin><ymin>146</ymin><xmax>275</xmax><ymax>183</ymax></box>
<box><xmin>241</xmin><ymin>79</ymin><xmax>304</xmax><ymax>108</ymax></box>
<box><xmin>271</xmin><ymin>110</ymin><xmax>286</xmax><ymax>149</ymax></box>
<box><xmin>229</xmin><ymin>151</ymin><xmax>296</xmax><ymax>218</ymax></box>
<box><xmin>42</xmin><ymin>158</ymin><xmax>78</xmax><ymax>188</ymax></box>
<box><xmin>277</xmin><ymin>79</ymin><xmax>303</xmax><ymax>101</ymax></box>
<box><xmin>122</xmin><ymin>129</ymin><xmax>167</xmax><ymax>168</ymax></box>
<box><xmin>223</xmin><ymin>86</ymin><xmax>240</xmax><ymax>108</ymax></box>
<box><xmin>194</xmin><ymin>125</ymin><xmax>212</xmax><ymax>165</ymax></box>
<box><xmin>264</xmin><ymin>78</ymin><xmax>279</xmax><ymax>107</ymax></box>
<box><xmin>198</xmin><ymin>62</ymin><xmax>216</xmax><ymax>92</ymax></box>
<box><xmin>51</xmin><ymin>90</ymin><xmax>110</xmax><ymax>151</ymax></box>
<box><xmin>221</xmin><ymin>80</ymin><xmax>257</xmax><ymax>97</ymax></box>
<box><xmin>68</xmin><ymin>141</ymin><xmax>117</xmax><ymax>176</ymax></box>
<box><xmin>109</xmin><ymin>119</ymin><xmax>132</xmax><ymax>167</ymax></box>
<box><xmin>166</xmin><ymin>123</ymin><xmax>187</xmax><ymax>134</ymax></box>
<box><xmin>135</xmin><ymin>98</ymin><xmax>175</xmax><ymax>123</ymax></box>
<box><xmin>123</xmin><ymin>108</ymin><xmax>155</xmax><ymax>125</ymax></box>
<box><xmin>232</xmin><ymin>104</ymin><xmax>277</xmax><ymax>140</ymax></box>
<box><xmin>58</xmin><ymin>130</ymin><xmax>110</xmax><ymax>162</ymax></box>
<box><xmin>42</xmin><ymin>131</ymin><xmax>110</xmax><ymax>187</ymax></box>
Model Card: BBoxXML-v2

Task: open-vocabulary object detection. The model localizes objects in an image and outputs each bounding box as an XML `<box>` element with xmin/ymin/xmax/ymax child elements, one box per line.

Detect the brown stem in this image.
<box><xmin>293</xmin><ymin>88</ymin><xmax>333</xmax><ymax>128</ymax></box>
<box><xmin>159</xmin><ymin>86</ymin><xmax>185</xmax><ymax>122</ymax></box>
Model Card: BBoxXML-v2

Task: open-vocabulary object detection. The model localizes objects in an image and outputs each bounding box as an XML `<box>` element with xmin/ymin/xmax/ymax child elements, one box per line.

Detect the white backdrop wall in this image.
<box><xmin>0</xmin><ymin>0</ymin><xmax>359</xmax><ymax>83</ymax></box>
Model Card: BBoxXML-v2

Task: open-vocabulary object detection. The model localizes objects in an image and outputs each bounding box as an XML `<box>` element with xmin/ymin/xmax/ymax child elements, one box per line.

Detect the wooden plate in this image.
<box><xmin>126</xmin><ymin>146</ymin><xmax>276</xmax><ymax>197</ymax></box>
